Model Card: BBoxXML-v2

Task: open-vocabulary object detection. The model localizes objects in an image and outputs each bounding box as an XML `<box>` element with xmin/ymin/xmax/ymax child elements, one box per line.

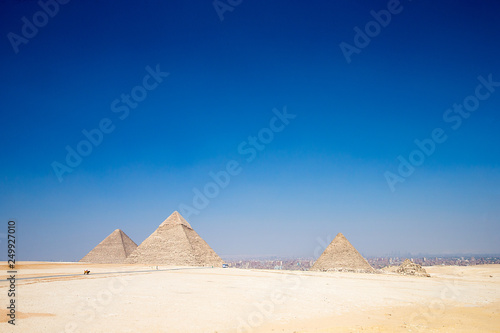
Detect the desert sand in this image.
<box><xmin>1</xmin><ymin>262</ymin><xmax>499</xmax><ymax>332</ymax></box>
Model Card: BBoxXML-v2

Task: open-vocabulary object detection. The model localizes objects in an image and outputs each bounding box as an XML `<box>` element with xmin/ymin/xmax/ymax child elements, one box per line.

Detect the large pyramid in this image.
<box><xmin>125</xmin><ymin>211</ymin><xmax>224</xmax><ymax>267</ymax></box>
<box><xmin>80</xmin><ymin>229</ymin><xmax>138</xmax><ymax>263</ymax></box>
<box><xmin>310</xmin><ymin>233</ymin><xmax>374</xmax><ymax>273</ymax></box>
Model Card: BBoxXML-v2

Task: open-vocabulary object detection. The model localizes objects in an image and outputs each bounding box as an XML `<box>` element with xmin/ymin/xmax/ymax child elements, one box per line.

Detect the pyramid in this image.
<box><xmin>125</xmin><ymin>211</ymin><xmax>224</xmax><ymax>267</ymax></box>
<box><xmin>80</xmin><ymin>229</ymin><xmax>138</xmax><ymax>263</ymax></box>
<box><xmin>310</xmin><ymin>233</ymin><xmax>374</xmax><ymax>273</ymax></box>
<box><xmin>397</xmin><ymin>259</ymin><xmax>430</xmax><ymax>277</ymax></box>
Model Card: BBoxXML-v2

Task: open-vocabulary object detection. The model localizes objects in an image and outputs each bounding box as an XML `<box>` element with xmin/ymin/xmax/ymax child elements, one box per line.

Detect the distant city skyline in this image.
<box><xmin>1</xmin><ymin>1</ymin><xmax>499</xmax><ymax>261</ymax></box>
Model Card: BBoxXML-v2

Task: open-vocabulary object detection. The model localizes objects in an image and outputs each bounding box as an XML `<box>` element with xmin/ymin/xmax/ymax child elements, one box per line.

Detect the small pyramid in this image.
<box><xmin>397</xmin><ymin>259</ymin><xmax>430</xmax><ymax>277</ymax></box>
<box><xmin>310</xmin><ymin>233</ymin><xmax>374</xmax><ymax>273</ymax></box>
<box><xmin>80</xmin><ymin>229</ymin><xmax>138</xmax><ymax>264</ymax></box>
<box><xmin>125</xmin><ymin>211</ymin><xmax>223</xmax><ymax>267</ymax></box>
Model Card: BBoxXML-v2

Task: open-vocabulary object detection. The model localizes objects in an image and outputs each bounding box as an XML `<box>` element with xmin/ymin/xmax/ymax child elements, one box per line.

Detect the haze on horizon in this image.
<box><xmin>1</xmin><ymin>0</ymin><xmax>499</xmax><ymax>262</ymax></box>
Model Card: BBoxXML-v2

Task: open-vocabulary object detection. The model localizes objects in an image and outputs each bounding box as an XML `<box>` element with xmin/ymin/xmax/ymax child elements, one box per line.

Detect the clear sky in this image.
<box><xmin>1</xmin><ymin>0</ymin><xmax>499</xmax><ymax>261</ymax></box>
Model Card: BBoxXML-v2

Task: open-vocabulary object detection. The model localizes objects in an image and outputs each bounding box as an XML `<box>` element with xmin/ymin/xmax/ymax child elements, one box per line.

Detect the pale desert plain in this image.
<box><xmin>1</xmin><ymin>262</ymin><xmax>499</xmax><ymax>332</ymax></box>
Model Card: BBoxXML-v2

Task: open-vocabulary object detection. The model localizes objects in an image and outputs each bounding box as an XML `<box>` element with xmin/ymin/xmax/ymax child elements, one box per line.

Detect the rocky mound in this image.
<box><xmin>397</xmin><ymin>259</ymin><xmax>430</xmax><ymax>277</ymax></box>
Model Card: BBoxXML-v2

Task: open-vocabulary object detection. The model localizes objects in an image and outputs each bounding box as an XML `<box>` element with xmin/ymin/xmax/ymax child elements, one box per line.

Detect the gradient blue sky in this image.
<box><xmin>1</xmin><ymin>0</ymin><xmax>499</xmax><ymax>261</ymax></box>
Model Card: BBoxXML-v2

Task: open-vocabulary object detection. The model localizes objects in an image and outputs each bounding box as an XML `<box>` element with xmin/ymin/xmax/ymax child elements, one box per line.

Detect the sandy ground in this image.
<box><xmin>1</xmin><ymin>262</ymin><xmax>499</xmax><ymax>332</ymax></box>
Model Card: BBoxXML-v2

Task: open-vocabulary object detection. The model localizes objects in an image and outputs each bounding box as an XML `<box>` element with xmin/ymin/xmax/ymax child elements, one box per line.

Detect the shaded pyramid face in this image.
<box><xmin>80</xmin><ymin>229</ymin><xmax>138</xmax><ymax>264</ymax></box>
<box><xmin>310</xmin><ymin>233</ymin><xmax>374</xmax><ymax>272</ymax></box>
<box><xmin>125</xmin><ymin>211</ymin><xmax>224</xmax><ymax>267</ymax></box>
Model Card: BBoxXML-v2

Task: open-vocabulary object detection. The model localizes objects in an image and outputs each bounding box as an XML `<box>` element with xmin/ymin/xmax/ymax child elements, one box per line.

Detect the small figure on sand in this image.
<box><xmin>84</xmin><ymin>270</ymin><xmax>90</xmax><ymax>275</ymax></box>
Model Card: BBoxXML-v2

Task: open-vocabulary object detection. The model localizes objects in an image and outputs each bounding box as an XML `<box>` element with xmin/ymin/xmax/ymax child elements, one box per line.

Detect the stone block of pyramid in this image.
<box><xmin>80</xmin><ymin>229</ymin><xmax>138</xmax><ymax>264</ymax></box>
<box><xmin>310</xmin><ymin>233</ymin><xmax>374</xmax><ymax>273</ymax></box>
<box><xmin>125</xmin><ymin>211</ymin><xmax>224</xmax><ymax>267</ymax></box>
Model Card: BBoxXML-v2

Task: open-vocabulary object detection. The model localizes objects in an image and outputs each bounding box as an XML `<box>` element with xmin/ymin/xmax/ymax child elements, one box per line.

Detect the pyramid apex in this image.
<box><xmin>333</xmin><ymin>233</ymin><xmax>347</xmax><ymax>241</ymax></box>
<box><xmin>159</xmin><ymin>211</ymin><xmax>192</xmax><ymax>228</ymax></box>
<box><xmin>109</xmin><ymin>229</ymin><xmax>123</xmax><ymax>235</ymax></box>
<box><xmin>171</xmin><ymin>211</ymin><xmax>183</xmax><ymax>219</ymax></box>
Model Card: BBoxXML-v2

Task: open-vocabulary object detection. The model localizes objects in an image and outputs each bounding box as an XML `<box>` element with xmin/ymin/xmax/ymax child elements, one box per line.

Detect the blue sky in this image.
<box><xmin>1</xmin><ymin>0</ymin><xmax>499</xmax><ymax>261</ymax></box>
